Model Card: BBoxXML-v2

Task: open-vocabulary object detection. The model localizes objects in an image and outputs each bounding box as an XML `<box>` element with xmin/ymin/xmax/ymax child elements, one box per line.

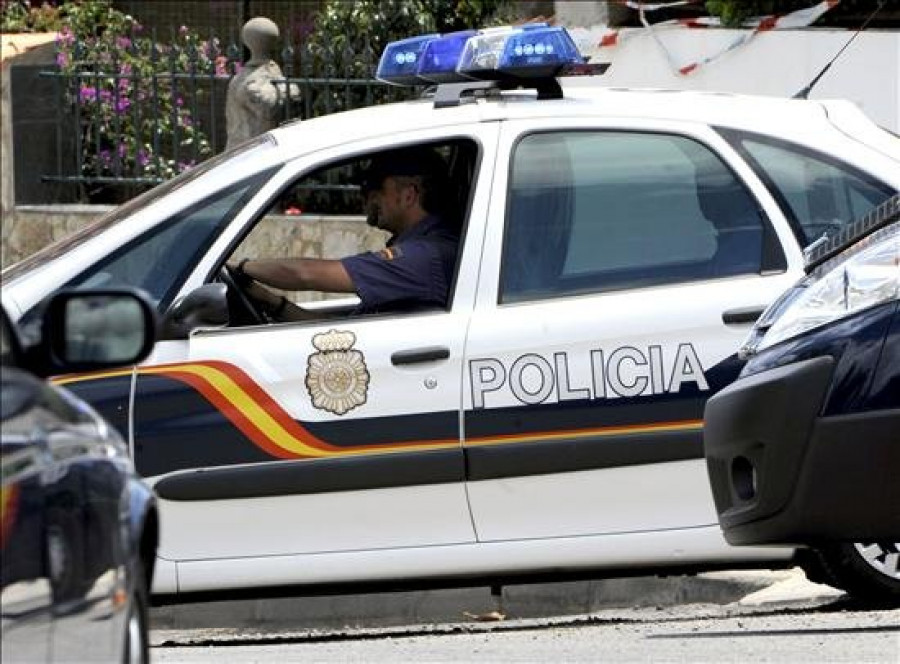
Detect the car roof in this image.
<box><xmin>269</xmin><ymin>85</ymin><xmax>833</xmax><ymax>158</ymax></box>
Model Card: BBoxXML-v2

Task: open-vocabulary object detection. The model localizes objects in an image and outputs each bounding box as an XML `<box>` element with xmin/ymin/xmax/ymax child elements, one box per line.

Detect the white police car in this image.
<box><xmin>3</xmin><ymin>25</ymin><xmax>899</xmax><ymax>602</ymax></box>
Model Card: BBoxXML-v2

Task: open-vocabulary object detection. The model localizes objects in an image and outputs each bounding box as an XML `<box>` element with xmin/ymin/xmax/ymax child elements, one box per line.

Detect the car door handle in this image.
<box><xmin>391</xmin><ymin>346</ymin><xmax>450</xmax><ymax>366</ymax></box>
<box><xmin>722</xmin><ymin>306</ymin><xmax>766</xmax><ymax>325</ymax></box>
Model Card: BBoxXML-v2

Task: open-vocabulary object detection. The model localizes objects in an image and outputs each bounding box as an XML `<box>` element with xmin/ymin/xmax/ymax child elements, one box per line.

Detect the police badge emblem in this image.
<box><xmin>305</xmin><ymin>329</ymin><xmax>370</xmax><ymax>415</ymax></box>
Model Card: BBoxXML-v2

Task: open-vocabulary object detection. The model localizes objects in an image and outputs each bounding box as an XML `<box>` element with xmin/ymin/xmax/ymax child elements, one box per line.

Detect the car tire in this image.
<box><xmin>807</xmin><ymin>542</ymin><xmax>900</xmax><ymax>604</ymax></box>
<box><xmin>122</xmin><ymin>563</ymin><xmax>150</xmax><ymax>664</ymax></box>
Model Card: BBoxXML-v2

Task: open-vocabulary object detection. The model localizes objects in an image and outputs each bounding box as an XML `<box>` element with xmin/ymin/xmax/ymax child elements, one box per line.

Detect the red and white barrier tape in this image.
<box><xmin>593</xmin><ymin>0</ymin><xmax>840</xmax><ymax>75</ymax></box>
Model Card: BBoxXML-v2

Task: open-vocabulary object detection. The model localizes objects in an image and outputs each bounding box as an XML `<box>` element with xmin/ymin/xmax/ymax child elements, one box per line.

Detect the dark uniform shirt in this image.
<box><xmin>341</xmin><ymin>215</ymin><xmax>459</xmax><ymax>314</ymax></box>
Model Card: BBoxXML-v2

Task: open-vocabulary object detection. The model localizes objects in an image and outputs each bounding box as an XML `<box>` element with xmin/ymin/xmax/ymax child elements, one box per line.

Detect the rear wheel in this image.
<box><xmin>806</xmin><ymin>542</ymin><xmax>900</xmax><ymax>604</ymax></box>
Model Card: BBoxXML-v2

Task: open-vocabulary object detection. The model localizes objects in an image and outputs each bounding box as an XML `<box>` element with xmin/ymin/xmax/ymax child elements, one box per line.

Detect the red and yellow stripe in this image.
<box><xmin>54</xmin><ymin>362</ymin><xmax>702</xmax><ymax>460</ymax></box>
<box><xmin>465</xmin><ymin>419</ymin><xmax>703</xmax><ymax>447</ymax></box>
<box><xmin>55</xmin><ymin>362</ymin><xmax>459</xmax><ymax>459</ymax></box>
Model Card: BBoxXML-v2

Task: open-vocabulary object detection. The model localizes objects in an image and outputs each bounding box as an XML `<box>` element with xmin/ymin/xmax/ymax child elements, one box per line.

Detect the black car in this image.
<box><xmin>704</xmin><ymin>196</ymin><xmax>899</xmax><ymax>601</ymax></box>
<box><xmin>1</xmin><ymin>289</ymin><xmax>158</xmax><ymax>662</ymax></box>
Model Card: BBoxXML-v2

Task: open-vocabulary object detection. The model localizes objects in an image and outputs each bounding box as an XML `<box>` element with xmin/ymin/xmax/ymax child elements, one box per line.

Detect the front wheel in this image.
<box><xmin>805</xmin><ymin>542</ymin><xmax>900</xmax><ymax>604</ymax></box>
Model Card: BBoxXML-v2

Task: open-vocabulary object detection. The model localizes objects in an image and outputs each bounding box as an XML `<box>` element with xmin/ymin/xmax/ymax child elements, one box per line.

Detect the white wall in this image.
<box><xmin>563</xmin><ymin>27</ymin><xmax>899</xmax><ymax>133</ymax></box>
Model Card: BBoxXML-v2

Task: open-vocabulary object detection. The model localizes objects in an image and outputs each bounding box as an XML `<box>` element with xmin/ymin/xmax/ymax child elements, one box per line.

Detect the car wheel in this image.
<box><xmin>122</xmin><ymin>566</ymin><xmax>150</xmax><ymax>664</ymax></box>
<box><xmin>808</xmin><ymin>542</ymin><xmax>900</xmax><ymax>604</ymax></box>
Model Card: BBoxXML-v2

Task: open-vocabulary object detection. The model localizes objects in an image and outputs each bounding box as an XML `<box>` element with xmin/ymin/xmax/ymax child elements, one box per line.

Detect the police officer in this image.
<box><xmin>234</xmin><ymin>147</ymin><xmax>457</xmax><ymax>319</ymax></box>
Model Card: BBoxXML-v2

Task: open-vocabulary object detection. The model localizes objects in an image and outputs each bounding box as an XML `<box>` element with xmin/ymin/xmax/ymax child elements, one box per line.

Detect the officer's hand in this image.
<box><xmin>245</xmin><ymin>281</ymin><xmax>279</xmax><ymax>307</ymax></box>
<box><xmin>227</xmin><ymin>259</ymin><xmax>254</xmax><ymax>288</ymax></box>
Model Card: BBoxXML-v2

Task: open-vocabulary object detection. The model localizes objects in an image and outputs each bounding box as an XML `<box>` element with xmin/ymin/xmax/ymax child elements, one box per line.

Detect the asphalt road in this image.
<box><xmin>151</xmin><ymin>574</ymin><xmax>899</xmax><ymax>663</ymax></box>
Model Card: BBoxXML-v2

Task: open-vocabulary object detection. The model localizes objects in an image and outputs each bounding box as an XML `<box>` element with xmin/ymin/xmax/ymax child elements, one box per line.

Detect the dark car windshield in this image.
<box><xmin>805</xmin><ymin>193</ymin><xmax>900</xmax><ymax>271</ymax></box>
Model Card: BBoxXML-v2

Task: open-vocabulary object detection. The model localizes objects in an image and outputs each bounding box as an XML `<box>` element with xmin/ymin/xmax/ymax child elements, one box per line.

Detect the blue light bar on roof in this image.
<box><xmin>376</xmin><ymin>33</ymin><xmax>439</xmax><ymax>86</ymax></box>
<box><xmin>417</xmin><ymin>30</ymin><xmax>478</xmax><ymax>83</ymax></box>
<box><xmin>376</xmin><ymin>24</ymin><xmax>585</xmax><ymax>87</ymax></box>
<box><xmin>458</xmin><ymin>24</ymin><xmax>583</xmax><ymax>81</ymax></box>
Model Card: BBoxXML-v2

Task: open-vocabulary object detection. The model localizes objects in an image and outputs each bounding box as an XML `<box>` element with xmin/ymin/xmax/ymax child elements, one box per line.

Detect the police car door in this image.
<box><xmin>134</xmin><ymin>127</ymin><xmax>499</xmax><ymax>589</ymax></box>
<box><xmin>463</xmin><ymin>120</ymin><xmax>799</xmax><ymax>543</ymax></box>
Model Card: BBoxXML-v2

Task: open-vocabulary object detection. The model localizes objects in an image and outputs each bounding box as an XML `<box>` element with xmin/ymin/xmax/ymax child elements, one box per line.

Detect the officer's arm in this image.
<box><xmin>240</xmin><ymin>258</ymin><xmax>356</xmax><ymax>293</ymax></box>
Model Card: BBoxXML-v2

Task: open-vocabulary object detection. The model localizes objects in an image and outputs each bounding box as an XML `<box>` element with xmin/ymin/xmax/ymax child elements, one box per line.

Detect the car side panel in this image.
<box><xmin>463</xmin><ymin>118</ymin><xmax>801</xmax><ymax>543</ymax></box>
<box><xmin>1</xmin><ymin>431</ymin><xmax>52</xmax><ymax>663</ymax></box>
<box><xmin>43</xmin><ymin>404</ymin><xmax>128</xmax><ymax>662</ymax></box>
<box><xmin>171</xmin><ymin>524</ymin><xmax>792</xmax><ymax>593</ymax></box>
<box><xmin>116</xmin><ymin>124</ymin><xmax>503</xmax><ymax>576</ymax></box>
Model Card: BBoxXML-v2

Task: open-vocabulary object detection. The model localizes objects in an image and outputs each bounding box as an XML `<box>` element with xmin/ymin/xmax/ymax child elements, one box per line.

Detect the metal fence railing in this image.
<box><xmin>40</xmin><ymin>29</ymin><xmax>418</xmax><ymax>202</ymax></box>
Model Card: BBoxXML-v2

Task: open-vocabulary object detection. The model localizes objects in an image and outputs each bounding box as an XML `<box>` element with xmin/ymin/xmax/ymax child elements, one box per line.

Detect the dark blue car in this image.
<box><xmin>704</xmin><ymin>196</ymin><xmax>899</xmax><ymax>601</ymax></box>
<box><xmin>2</xmin><ymin>290</ymin><xmax>158</xmax><ymax>662</ymax></box>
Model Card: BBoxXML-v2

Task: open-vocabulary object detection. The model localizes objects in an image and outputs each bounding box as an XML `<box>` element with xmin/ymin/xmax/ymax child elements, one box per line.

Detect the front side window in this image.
<box><xmin>718</xmin><ymin>129</ymin><xmax>897</xmax><ymax>246</ymax></box>
<box><xmin>223</xmin><ymin>138</ymin><xmax>479</xmax><ymax>324</ymax></box>
<box><xmin>500</xmin><ymin>131</ymin><xmax>769</xmax><ymax>303</ymax></box>
<box><xmin>64</xmin><ymin>171</ymin><xmax>273</xmax><ymax>310</ymax></box>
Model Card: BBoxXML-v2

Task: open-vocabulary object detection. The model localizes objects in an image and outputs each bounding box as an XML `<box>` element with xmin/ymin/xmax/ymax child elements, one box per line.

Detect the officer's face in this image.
<box><xmin>365</xmin><ymin>176</ymin><xmax>416</xmax><ymax>232</ymax></box>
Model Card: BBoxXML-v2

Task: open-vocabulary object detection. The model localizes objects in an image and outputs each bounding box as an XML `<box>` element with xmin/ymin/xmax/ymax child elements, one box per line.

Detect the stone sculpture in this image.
<box><xmin>225</xmin><ymin>17</ymin><xmax>295</xmax><ymax>150</ymax></box>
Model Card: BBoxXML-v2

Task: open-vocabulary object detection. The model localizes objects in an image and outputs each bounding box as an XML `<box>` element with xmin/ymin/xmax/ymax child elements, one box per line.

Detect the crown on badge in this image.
<box><xmin>312</xmin><ymin>329</ymin><xmax>357</xmax><ymax>352</ymax></box>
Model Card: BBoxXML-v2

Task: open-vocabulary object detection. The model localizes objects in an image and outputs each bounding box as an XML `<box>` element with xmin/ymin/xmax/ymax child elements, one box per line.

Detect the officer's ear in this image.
<box><xmin>397</xmin><ymin>176</ymin><xmax>423</xmax><ymax>207</ymax></box>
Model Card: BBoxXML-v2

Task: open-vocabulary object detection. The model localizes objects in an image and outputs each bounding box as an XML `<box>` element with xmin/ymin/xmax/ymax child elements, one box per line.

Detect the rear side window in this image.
<box><xmin>500</xmin><ymin>131</ymin><xmax>770</xmax><ymax>304</ymax></box>
<box><xmin>718</xmin><ymin>129</ymin><xmax>896</xmax><ymax>246</ymax></box>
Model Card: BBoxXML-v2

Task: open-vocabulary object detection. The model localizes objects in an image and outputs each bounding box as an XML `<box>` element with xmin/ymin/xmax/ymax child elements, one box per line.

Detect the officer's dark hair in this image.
<box><xmin>362</xmin><ymin>147</ymin><xmax>449</xmax><ymax>215</ymax></box>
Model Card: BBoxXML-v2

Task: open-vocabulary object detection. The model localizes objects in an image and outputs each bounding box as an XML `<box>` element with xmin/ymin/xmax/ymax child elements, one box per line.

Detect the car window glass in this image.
<box><xmin>62</xmin><ymin>171</ymin><xmax>273</xmax><ymax>311</ymax></box>
<box><xmin>500</xmin><ymin>131</ymin><xmax>766</xmax><ymax>304</ymax></box>
<box><xmin>719</xmin><ymin>131</ymin><xmax>896</xmax><ymax>246</ymax></box>
<box><xmin>230</xmin><ymin>138</ymin><xmax>478</xmax><ymax>320</ymax></box>
<box><xmin>233</xmin><ymin>161</ymin><xmax>386</xmax><ymax>316</ymax></box>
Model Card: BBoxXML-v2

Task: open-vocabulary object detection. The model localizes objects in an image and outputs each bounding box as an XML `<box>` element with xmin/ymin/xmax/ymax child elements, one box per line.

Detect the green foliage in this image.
<box><xmin>705</xmin><ymin>1</ymin><xmax>820</xmax><ymax>27</ymax></box>
<box><xmin>292</xmin><ymin>0</ymin><xmax>516</xmax><ymax>213</ymax></box>
<box><xmin>305</xmin><ymin>0</ymin><xmax>514</xmax><ymax>114</ymax></box>
<box><xmin>51</xmin><ymin>1</ymin><xmax>224</xmax><ymax>194</ymax></box>
<box><xmin>1</xmin><ymin>1</ymin><xmax>63</xmax><ymax>32</ymax></box>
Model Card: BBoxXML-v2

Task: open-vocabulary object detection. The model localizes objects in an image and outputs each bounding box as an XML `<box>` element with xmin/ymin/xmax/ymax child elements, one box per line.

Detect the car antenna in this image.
<box><xmin>793</xmin><ymin>0</ymin><xmax>885</xmax><ymax>99</ymax></box>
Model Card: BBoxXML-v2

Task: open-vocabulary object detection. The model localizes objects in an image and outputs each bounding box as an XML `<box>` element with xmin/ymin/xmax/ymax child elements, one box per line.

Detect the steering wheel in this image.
<box><xmin>218</xmin><ymin>264</ymin><xmax>267</xmax><ymax>326</ymax></box>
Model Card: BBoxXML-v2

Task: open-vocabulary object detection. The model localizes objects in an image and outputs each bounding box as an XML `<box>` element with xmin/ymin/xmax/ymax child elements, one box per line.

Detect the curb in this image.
<box><xmin>151</xmin><ymin>568</ymin><xmax>795</xmax><ymax>632</ymax></box>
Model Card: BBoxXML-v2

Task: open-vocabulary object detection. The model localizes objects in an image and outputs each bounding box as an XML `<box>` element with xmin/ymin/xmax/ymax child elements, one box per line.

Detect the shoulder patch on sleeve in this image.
<box><xmin>378</xmin><ymin>246</ymin><xmax>404</xmax><ymax>261</ymax></box>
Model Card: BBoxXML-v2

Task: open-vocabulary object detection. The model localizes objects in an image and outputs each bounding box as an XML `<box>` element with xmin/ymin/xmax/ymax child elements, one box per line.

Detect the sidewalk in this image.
<box><xmin>151</xmin><ymin>567</ymin><xmax>843</xmax><ymax>633</ymax></box>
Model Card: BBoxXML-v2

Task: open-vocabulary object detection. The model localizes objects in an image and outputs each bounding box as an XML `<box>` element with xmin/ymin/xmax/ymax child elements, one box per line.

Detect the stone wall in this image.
<box><xmin>1</xmin><ymin>205</ymin><xmax>113</xmax><ymax>269</ymax></box>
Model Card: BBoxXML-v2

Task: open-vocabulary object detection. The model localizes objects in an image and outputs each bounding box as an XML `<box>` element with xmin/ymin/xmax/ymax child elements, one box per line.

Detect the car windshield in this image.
<box><xmin>805</xmin><ymin>193</ymin><xmax>900</xmax><ymax>271</ymax></box>
<box><xmin>1</xmin><ymin>135</ymin><xmax>278</xmax><ymax>285</ymax></box>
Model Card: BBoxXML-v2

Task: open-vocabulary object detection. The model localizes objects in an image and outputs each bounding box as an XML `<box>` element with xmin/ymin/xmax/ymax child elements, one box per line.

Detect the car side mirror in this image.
<box><xmin>36</xmin><ymin>289</ymin><xmax>157</xmax><ymax>376</ymax></box>
<box><xmin>161</xmin><ymin>283</ymin><xmax>229</xmax><ymax>340</ymax></box>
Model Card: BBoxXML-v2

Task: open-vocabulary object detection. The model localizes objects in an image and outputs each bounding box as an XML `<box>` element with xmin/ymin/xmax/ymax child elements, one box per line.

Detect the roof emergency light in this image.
<box><xmin>376</xmin><ymin>24</ymin><xmax>586</xmax><ymax>87</ymax></box>
<box><xmin>417</xmin><ymin>30</ymin><xmax>478</xmax><ymax>83</ymax></box>
<box><xmin>458</xmin><ymin>24</ymin><xmax>583</xmax><ymax>80</ymax></box>
<box><xmin>377</xmin><ymin>33</ymin><xmax>440</xmax><ymax>86</ymax></box>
